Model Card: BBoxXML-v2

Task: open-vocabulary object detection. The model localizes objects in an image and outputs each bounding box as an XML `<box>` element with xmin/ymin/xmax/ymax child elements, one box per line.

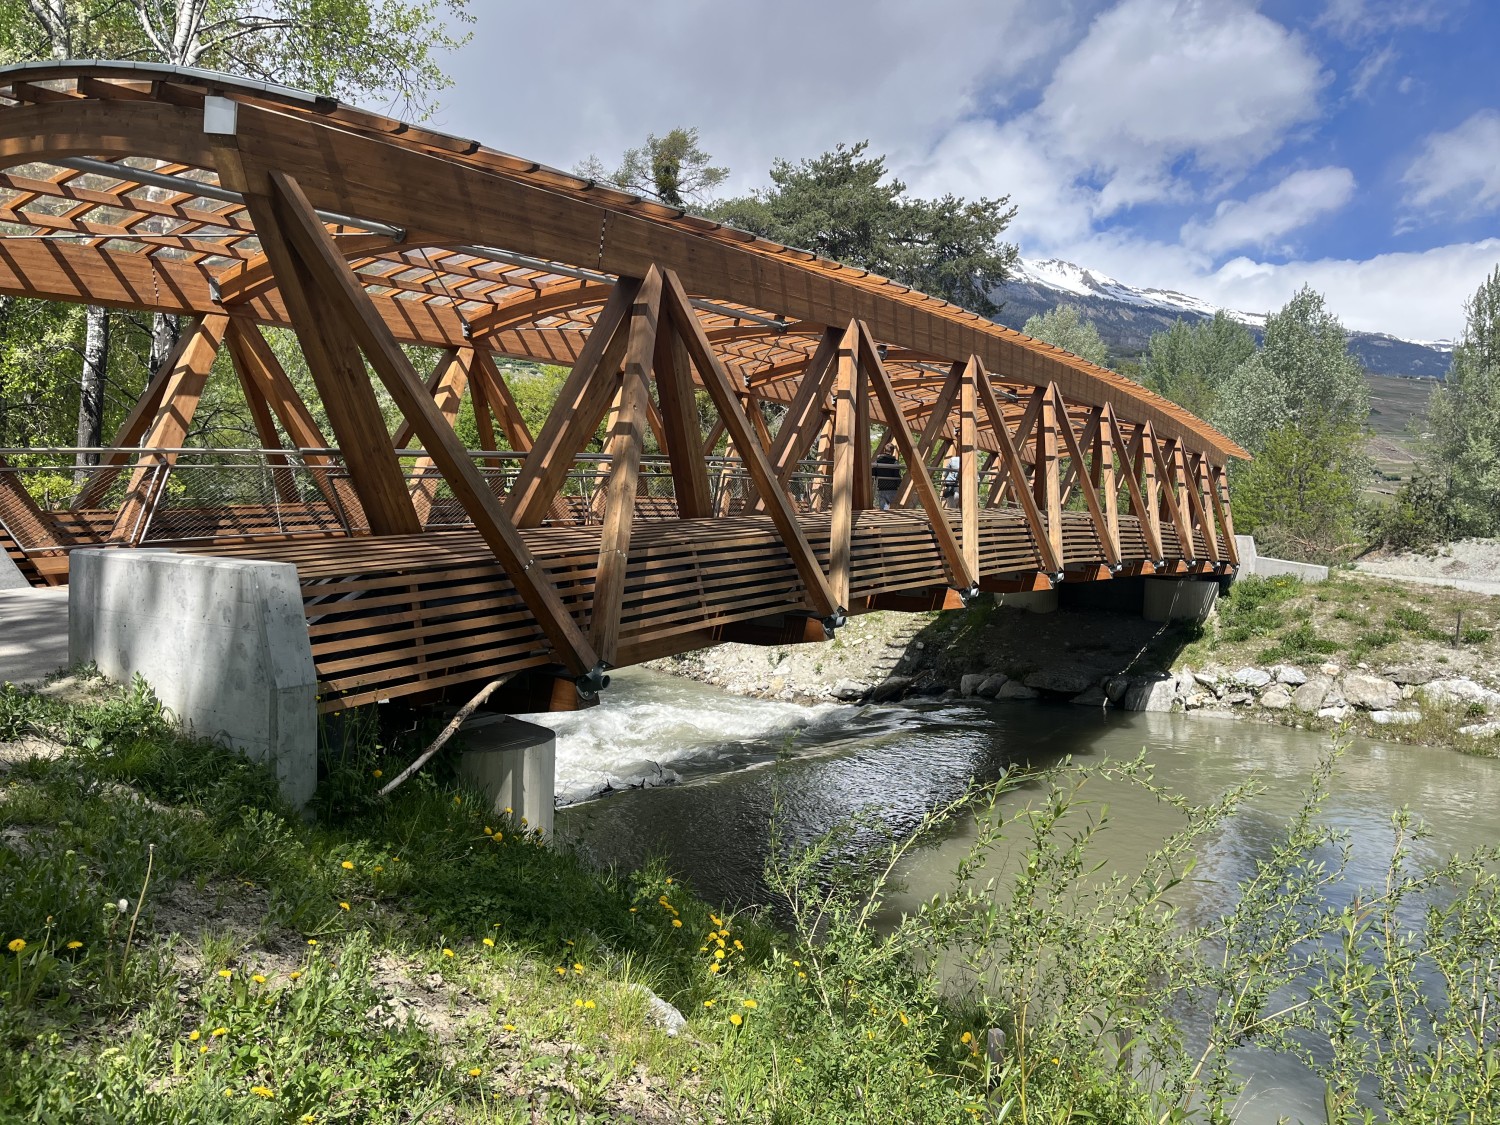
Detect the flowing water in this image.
<box><xmin>545</xmin><ymin>667</ymin><xmax>1500</xmax><ymax>1122</ymax></box>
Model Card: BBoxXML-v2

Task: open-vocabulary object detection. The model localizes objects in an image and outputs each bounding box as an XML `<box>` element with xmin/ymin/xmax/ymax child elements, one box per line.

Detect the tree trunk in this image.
<box><xmin>150</xmin><ymin>312</ymin><xmax>180</xmax><ymax>375</ymax></box>
<box><xmin>75</xmin><ymin>305</ymin><xmax>109</xmax><ymax>478</ymax></box>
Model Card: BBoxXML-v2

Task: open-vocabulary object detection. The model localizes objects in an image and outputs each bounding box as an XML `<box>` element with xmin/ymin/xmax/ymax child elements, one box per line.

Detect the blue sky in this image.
<box><xmin>438</xmin><ymin>0</ymin><xmax>1499</xmax><ymax>341</ymax></box>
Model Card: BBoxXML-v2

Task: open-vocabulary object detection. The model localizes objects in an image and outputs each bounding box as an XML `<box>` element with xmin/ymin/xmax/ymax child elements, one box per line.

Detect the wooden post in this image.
<box><xmin>266</xmin><ymin>170</ymin><xmax>601</xmax><ymax>678</ymax></box>
<box><xmin>1033</xmin><ymin>384</ymin><xmax>1065</xmax><ymax>569</ymax></box>
<box><xmin>1187</xmin><ymin>453</ymin><xmax>1223</xmax><ymax>564</ymax></box>
<box><xmin>1209</xmin><ymin>464</ymin><xmax>1240</xmax><ymax>566</ymax></box>
<box><xmin>828</xmin><ymin>321</ymin><xmax>861</xmax><ymax>609</ymax></box>
<box><xmin>959</xmin><ymin>354</ymin><xmax>979</xmax><ymax>576</ymax></box>
<box><xmin>1116</xmin><ymin>417</ymin><xmax>1163</xmax><ymax>563</ymax></box>
<box><xmin>652</xmin><ymin>305</ymin><xmax>713</xmax><ymax>518</ymax></box>
<box><xmin>228</xmin><ymin>333</ymin><xmax>299</xmax><ymax>505</ymax></box>
<box><xmin>592</xmin><ymin>268</ymin><xmax>661</xmax><ymax>663</ymax></box>
<box><xmin>469</xmin><ymin>349</ymin><xmax>535</xmax><ymax>453</ymax></box>
<box><xmin>1152</xmin><ymin>434</ymin><xmax>1196</xmax><ymax>562</ymax></box>
<box><xmin>1097</xmin><ymin>403</ymin><xmax>1120</xmax><ymax>558</ymax></box>
<box><xmin>392</xmin><ymin>348</ymin><xmax>467</xmax><ymax>450</ymax></box>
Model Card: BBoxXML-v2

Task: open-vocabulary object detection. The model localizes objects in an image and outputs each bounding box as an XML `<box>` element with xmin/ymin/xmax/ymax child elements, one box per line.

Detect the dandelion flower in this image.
<box><xmin>714</xmin><ymin>949</ymin><xmax>725</xmax><ymax>961</ymax></box>
<box><xmin>483</xmin><ymin>827</ymin><xmax>493</xmax><ymax>836</ymax></box>
<box><xmin>307</xmin><ymin>939</ymin><xmax>318</xmax><ymax>947</ymax></box>
<box><xmin>791</xmin><ymin>960</ymin><xmax>801</xmax><ymax>967</ymax></box>
<box><xmin>710</xmin><ymin>914</ymin><xmax>723</xmax><ymax>927</ymax></box>
<box><xmin>7</xmin><ymin>938</ymin><xmax>25</xmax><ymax>953</ymax></box>
<box><xmin>703</xmin><ymin>1000</ymin><xmax>715</xmax><ymax>1008</ymax></box>
<box><xmin>223</xmin><ymin>1088</ymin><xmax>235</xmax><ymax>1098</ymax></box>
<box><xmin>574</xmin><ymin>999</ymin><xmax>583</xmax><ymax>1008</ymax></box>
<box><xmin>741</xmin><ymin>999</ymin><xmax>757</xmax><ymax>1009</ymax></box>
<box><xmin>573</xmin><ymin>962</ymin><xmax>584</xmax><ymax>973</ymax></box>
<box><xmin>212</xmin><ymin>1027</ymin><xmax>228</xmax><ymax>1037</ymax></box>
<box><xmin>66</xmin><ymin>940</ymin><xmax>83</xmax><ymax>950</ymax></box>
<box><xmin>217</xmin><ymin>969</ymin><xmax>233</xmax><ymax>979</ymax></box>
<box><xmin>252</xmin><ymin>974</ymin><xmax>267</xmax><ymax>984</ymax></box>
<box><xmin>188</xmin><ymin>1030</ymin><xmax>201</xmax><ymax>1042</ymax></box>
<box><xmin>250</xmin><ymin>1086</ymin><xmax>274</xmax><ymax>1099</ymax></box>
<box><xmin>503</xmin><ymin>1023</ymin><xmax>516</xmax><ymax>1032</ymax></box>
<box><xmin>899</xmin><ymin>1012</ymin><xmax>910</xmax><ymax>1027</ymax></box>
<box><xmin>289</xmin><ymin>971</ymin><xmax>302</xmax><ymax>980</ymax></box>
<box><xmin>671</xmin><ymin>919</ymin><xmax>683</xmax><ymax>928</ymax></box>
<box><xmin>372</xmin><ymin>769</ymin><xmax>383</xmax><ymax>778</ymax></box>
<box><xmin>468</xmin><ymin>1067</ymin><xmax>482</xmax><ymax>1077</ymax></box>
<box><xmin>555</xmin><ymin>966</ymin><xmax>566</xmax><ymax>976</ymax></box>
<box><xmin>199</xmin><ymin>1044</ymin><xmax>209</xmax><ymax>1055</ymax></box>
<box><xmin>797</xmin><ymin>971</ymin><xmax>807</xmax><ymax>981</ymax></box>
<box><xmin>340</xmin><ymin>860</ymin><xmax>354</xmax><ymax>870</ymax></box>
<box><xmin>960</xmin><ymin>1031</ymin><xmax>973</xmax><ymax>1045</ymax></box>
<box><xmin>301</xmin><ymin>1116</ymin><xmax>317</xmax><ymax>1124</ymax></box>
<box><xmin>504</xmin><ymin>807</ymin><xmax>512</xmax><ymax>815</ymax></box>
<box><xmin>707</xmin><ymin>963</ymin><xmax>721</xmax><ymax>974</ymax></box>
<box><xmin>734</xmin><ymin>940</ymin><xmax>744</xmax><ymax>951</ymax></box>
<box><xmin>442</xmin><ymin>948</ymin><xmax>455</xmax><ymax>958</ymax></box>
<box><xmin>729</xmin><ymin>1013</ymin><xmax>743</xmax><ymax>1026</ymax></box>
<box><xmin>373</xmin><ymin>865</ymin><xmax>384</xmax><ymax>874</ymax></box>
<box><xmin>482</xmin><ymin>937</ymin><xmax>494</xmax><ymax>947</ymax></box>
<box><xmin>584</xmin><ymin>1000</ymin><xmax>596</xmax><ymax>1010</ymax></box>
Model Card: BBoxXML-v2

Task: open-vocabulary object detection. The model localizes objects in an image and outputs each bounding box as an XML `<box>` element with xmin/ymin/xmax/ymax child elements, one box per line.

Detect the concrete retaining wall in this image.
<box><xmin>1233</xmin><ymin>535</ymin><xmax>1329</xmax><ymax>583</ymax></box>
<box><xmin>1143</xmin><ymin>577</ymin><xmax>1219</xmax><ymax>623</ymax></box>
<box><xmin>69</xmin><ymin>549</ymin><xmax>318</xmax><ymax>807</ymax></box>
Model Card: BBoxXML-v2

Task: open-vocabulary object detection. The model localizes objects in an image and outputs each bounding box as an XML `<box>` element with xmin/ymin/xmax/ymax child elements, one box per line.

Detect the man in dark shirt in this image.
<box><xmin>873</xmin><ymin>449</ymin><xmax>902</xmax><ymax>510</ymax></box>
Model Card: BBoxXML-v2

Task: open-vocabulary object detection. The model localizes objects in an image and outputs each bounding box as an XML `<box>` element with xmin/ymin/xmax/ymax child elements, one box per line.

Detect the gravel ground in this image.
<box><xmin>1356</xmin><ymin>539</ymin><xmax>1500</xmax><ymax>594</ymax></box>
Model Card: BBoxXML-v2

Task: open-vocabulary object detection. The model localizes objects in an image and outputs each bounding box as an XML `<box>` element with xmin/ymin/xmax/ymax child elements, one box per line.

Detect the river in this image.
<box><xmin>543</xmin><ymin>667</ymin><xmax>1500</xmax><ymax>1122</ymax></box>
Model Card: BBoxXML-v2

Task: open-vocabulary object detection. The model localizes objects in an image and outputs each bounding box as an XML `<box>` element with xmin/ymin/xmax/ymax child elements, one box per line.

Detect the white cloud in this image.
<box><xmin>1401</xmin><ymin>109</ymin><xmax>1500</xmax><ymax>223</ymax></box>
<box><xmin>1181</xmin><ymin>167</ymin><xmax>1356</xmax><ymax>255</ymax></box>
<box><xmin>1037</xmin><ymin>0</ymin><xmax>1327</xmax><ymax>213</ymax></box>
<box><xmin>1318</xmin><ymin>0</ymin><xmax>1457</xmax><ymax>43</ymax></box>
<box><xmin>1348</xmin><ymin>44</ymin><xmax>1396</xmax><ymax>100</ymax></box>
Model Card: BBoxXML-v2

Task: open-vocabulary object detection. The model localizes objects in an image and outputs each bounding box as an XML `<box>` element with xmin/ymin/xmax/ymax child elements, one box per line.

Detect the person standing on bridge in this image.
<box><xmin>942</xmin><ymin>446</ymin><xmax>961</xmax><ymax>508</ymax></box>
<box><xmin>873</xmin><ymin>448</ymin><xmax>902</xmax><ymax>510</ymax></box>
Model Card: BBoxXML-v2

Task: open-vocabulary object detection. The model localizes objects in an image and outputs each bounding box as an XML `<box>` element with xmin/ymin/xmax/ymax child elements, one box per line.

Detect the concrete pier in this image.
<box><xmin>1142</xmin><ymin>577</ymin><xmax>1219</xmax><ymax>623</ymax></box>
<box><xmin>455</xmin><ymin>713</ymin><xmax>557</xmax><ymax>838</ymax></box>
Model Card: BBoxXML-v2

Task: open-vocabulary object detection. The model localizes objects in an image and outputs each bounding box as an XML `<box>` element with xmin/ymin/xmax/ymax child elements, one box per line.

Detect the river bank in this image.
<box><xmin>650</xmin><ymin>568</ymin><xmax>1500</xmax><ymax>754</ymax></box>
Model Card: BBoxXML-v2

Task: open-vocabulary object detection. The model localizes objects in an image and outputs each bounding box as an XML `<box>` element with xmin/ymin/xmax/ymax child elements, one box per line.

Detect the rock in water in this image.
<box><xmin>869</xmin><ymin>676</ymin><xmax>913</xmax><ymax>703</ymax></box>
<box><xmin>960</xmin><ymin>674</ymin><xmax>988</xmax><ymax>697</ymax></box>
<box><xmin>1371</xmin><ymin>710</ymin><xmax>1421</xmax><ymax>726</ymax></box>
<box><xmin>1070</xmin><ymin>685</ymin><xmax>1107</xmax><ymax>707</ymax></box>
<box><xmin>995</xmin><ymin>681</ymin><xmax>1039</xmax><ymax>700</ymax></box>
<box><xmin>1342</xmin><ymin>673</ymin><xmax>1401</xmax><ymax>711</ymax></box>
<box><xmin>976</xmin><ymin>674</ymin><xmax>1008</xmax><ymax>698</ymax></box>
<box><xmin>1023</xmin><ymin>667</ymin><xmax>1099</xmax><ymax>695</ymax></box>
<box><xmin>1261</xmin><ymin>686</ymin><xmax>1293</xmax><ymax>710</ymax></box>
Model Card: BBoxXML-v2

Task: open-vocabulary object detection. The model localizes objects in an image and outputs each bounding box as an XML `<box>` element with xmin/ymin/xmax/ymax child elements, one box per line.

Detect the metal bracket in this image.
<box><xmin>575</xmin><ymin>663</ymin><xmax>611</xmax><ymax>697</ymax></box>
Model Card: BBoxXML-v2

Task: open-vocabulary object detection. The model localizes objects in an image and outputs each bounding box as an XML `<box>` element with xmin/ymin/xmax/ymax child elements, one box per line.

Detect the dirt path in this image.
<box><xmin>1356</xmin><ymin>538</ymin><xmax>1500</xmax><ymax>596</ymax></box>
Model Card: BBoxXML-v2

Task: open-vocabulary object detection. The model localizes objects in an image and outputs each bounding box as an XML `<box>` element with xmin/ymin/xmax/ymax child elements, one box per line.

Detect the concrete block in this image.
<box><xmin>1143</xmin><ymin>578</ymin><xmax>1218</xmax><ymax>623</ymax></box>
<box><xmin>69</xmin><ymin>549</ymin><xmax>317</xmax><ymax>807</ymax></box>
<box><xmin>0</xmin><ymin>548</ymin><xmax>30</xmax><ymax>590</ymax></box>
<box><xmin>1233</xmin><ymin>534</ymin><xmax>1327</xmax><ymax>582</ymax></box>
<box><xmin>456</xmin><ymin>713</ymin><xmax>557</xmax><ymax>838</ymax></box>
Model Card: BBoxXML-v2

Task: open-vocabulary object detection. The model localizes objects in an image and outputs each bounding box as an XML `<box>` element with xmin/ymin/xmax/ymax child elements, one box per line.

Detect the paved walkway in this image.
<box><xmin>0</xmin><ymin>586</ymin><xmax>70</xmax><ymax>686</ymax></box>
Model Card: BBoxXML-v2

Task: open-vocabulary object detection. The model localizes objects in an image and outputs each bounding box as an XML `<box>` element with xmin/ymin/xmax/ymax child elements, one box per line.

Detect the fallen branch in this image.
<box><xmin>377</xmin><ymin>673</ymin><xmax>517</xmax><ymax>798</ymax></box>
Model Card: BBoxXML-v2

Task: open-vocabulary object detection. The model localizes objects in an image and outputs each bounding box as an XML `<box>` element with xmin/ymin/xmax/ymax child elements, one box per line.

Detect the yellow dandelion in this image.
<box><xmin>573</xmin><ymin>998</ymin><xmax>583</xmax><ymax>1008</ymax></box>
<box><xmin>252</xmin><ymin>973</ymin><xmax>267</xmax><ymax>984</ymax></box>
<box><xmin>373</xmin><ymin>865</ymin><xmax>384</xmax><ymax>873</ymax></box>
<box><xmin>555</xmin><ymin>966</ymin><xmax>566</xmax><ymax>976</ymax></box>
<box><xmin>792</xmin><ymin>960</ymin><xmax>801</xmax><ymax>967</ymax></box>
<box><xmin>250</xmin><ymin>1086</ymin><xmax>274</xmax><ymax>1099</ymax></box>
<box><xmin>468</xmin><ymin>1067</ymin><xmax>482</xmax><ymax>1077</ymax></box>
<box><xmin>665</xmin><ymin>877</ymin><xmax>673</xmax><ymax>884</ymax></box>
<box><xmin>707</xmin><ymin>962</ymin><xmax>721</xmax><ymax>974</ymax></box>
<box><xmin>960</xmin><ymin>1031</ymin><xmax>973</xmax><ymax>1045</ymax></box>
<box><xmin>629</xmin><ymin>907</ymin><xmax>637</xmax><ymax>913</ymax></box>
<box><xmin>453</xmin><ymin>797</ymin><xmax>461</xmax><ymax>806</ymax></box>
<box><xmin>301</xmin><ymin>1116</ymin><xmax>317</xmax><ymax>1124</ymax></box>
<box><xmin>289</xmin><ymin>970</ymin><xmax>302</xmax><ymax>980</ymax></box>
<box><xmin>307</xmin><ymin>939</ymin><xmax>318</xmax><ymax>947</ymax></box>
<box><xmin>494</xmin><ymin>832</ymin><xmax>504</xmax><ymax>842</ymax></box>
<box><xmin>223</xmin><ymin>1088</ymin><xmax>235</xmax><ymax>1098</ymax></box>
<box><xmin>573</xmin><ymin>962</ymin><xmax>584</xmax><ymax>973</ymax></box>
<box><xmin>741</xmin><ymin>999</ymin><xmax>757</xmax><ymax>1009</ymax></box>
<box><xmin>482</xmin><ymin>937</ymin><xmax>495</xmax><ymax>947</ymax></box>
<box><xmin>584</xmin><ymin>1000</ymin><xmax>596</xmax><ymax>1010</ymax></box>
<box><xmin>710</xmin><ymin>914</ymin><xmax>723</xmax><ymax>926</ymax></box>
<box><xmin>217</xmin><ymin>969</ymin><xmax>232</xmax><ymax>979</ymax></box>
<box><xmin>372</xmin><ymin>769</ymin><xmax>383</xmax><ymax>778</ymax></box>
<box><xmin>729</xmin><ymin>1013</ymin><xmax>743</xmax><ymax>1026</ymax></box>
<box><xmin>520</xmin><ymin>816</ymin><xmax>527</xmax><ymax>826</ymax></box>
<box><xmin>714</xmin><ymin>949</ymin><xmax>726</xmax><ymax>961</ymax></box>
<box><xmin>339</xmin><ymin>902</ymin><xmax>350</xmax><ymax>911</ymax></box>
<box><xmin>188</xmin><ymin>1030</ymin><xmax>201</xmax><ymax>1042</ymax></box>
<box><xmin>503</xmin><ymin>1023</ymin><xmax>516</xmax><ymax>1032</ymax></box>
<box><xmin>797</xmin><ymin>971</ymin><xmax>807</xmax><ymax>981</ymax></box>
<box><xmin>65</xmin><ymin>940</ymin><xmax>83</xmax><ymax>950</ymax></box>
<box><xmin>671</xmin><ymin>919</ymin><xmax>683</xmax><ymax>928</ymax></box>
<box><xmin>442</xmin><ymin>948</ymin><xmax>455</xmax><ymax>958</ymax></box>
<box><xmin>340</xmin><ymin>860</ymin><xmax>354</xmax><ymax>871</ymax></box>
<box><xmin>1052</xmin><ymin>1057</ymin><xmax>1061</xmax><ymax>1066</ymax></box>
<box><xmin>703</xmin><ymin>1000</ymin><xmax>716</xmax><ymax>1008</ymax></box>
<box><xmin>504</xmin><ymin>807</ymin><xmax>512</xmax><ymax>815</ymax></box>
<box><xmin>734</xmin><ymin>939</ymin><xmax>744</xmax><ymax>951</ymax></box>
<box><xmin>211</xmin><ymin>1027</ymin><xmax>228</xmax><ymax>1037</ymax></box>
<box><xmin>198</xmin><ymin>1044</ymin><xmax>208</xmax><ymax>1054</ymax></box>
<box><xmin>483</xmin><ymin>827</ymin><xmax>493</xmax><ymax>836</ymax></box>
<box><xmin>899</xmin><ymin>1012</ymin><xmax>910</xmax><ymax>1027</ymax></box>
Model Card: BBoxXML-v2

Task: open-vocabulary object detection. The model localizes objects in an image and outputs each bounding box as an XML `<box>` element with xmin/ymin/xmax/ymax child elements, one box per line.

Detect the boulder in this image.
<box><xmin>1024</xmin><ymin>667</ymin><xmax>1100</xmax><ymax>695</ymax></box>
<box><xmin>869</xmin><ymin>676</ymin><xmax>912</xmax><ymax>703</ymax></box>
<box><xmin>1272</xmin><ymin>665</ymin><xmax>1308</xmax><ymax>686</ymax></box>
<box><xmin>1233</xmin><ymin>667</ymin><xmax>1273</xmax><ymax>689</ymax></box>
<box><xmin>1385</xmin><ymin>665</ymin><xmax>1435</xmax><ymax>686</ymax></box>
<box><xmin>832</xmin><ymin>679</ymin><xmax>868</xmax><ymax>702</ymax></box>
<box><xmin>1371</xmin><ymin>710</ymin><xmax>1422</xmax><ymax>726</ymax></box>
<box><xmin>1070</xmin><ymin>685</ymin><xmax>1108</xmax><ymax>707</ymax></box>
<box><xmin>1260</xmin><ymin>686</ymin><xmax>1293</xmax><ymax>711</ymax></box>
<box><xmin>1318</xmin><ymin>705</ymin><xmax>1351</xmax><ymax>721</ymax></box>
<box><xmin>976</xmin><ymin>674</ymin><xmax>1009</xmax><ymax>699</ymax></box>
<box><xmin>1123</xmin><ymin>676</ymin><xmax>1177</xmax><ymax>712</ymax></box>
<box><xmin>995</xmin><ymin>680</ymin><xmax>1039</xmax><ymax>700</ymax></box>
<box><xmin>1458</xmin><ymin>720</ymin><xmax>1500</xmax><ymax>738</ymax></box>
<box><xmin>1104</xmin><ymin>675</ymin><xmax>1131</xmax><ymax>705</ymax></box>
<box><xmin>1342</xmin><ymin>673</ymin><xmax>1402</xmax><ymax>711</ymax></box>
<box><xmin>1421</xmin><ymin>678</ymin><xmax>1500</xmax><ymax>711</ymax></box>
<box><xmin>1319</xmin><ymin>663</ymin><xmax>1342</xmax><ymax>678</ymax></box>
<box><xmin>1290</xmin><ymin>676</ymin><xmax>1331</xmax><ymax>714</ymax></box>
<box><xmin>1226</xmin><ymin>691</ymin><xmax>1253</xmax><ymax>706</ymax></box>
<box><xmin>1193</xmin><ymin>670</ymin><xmax>1220</xmax><ymax>688</ymax></box>
<box><xmin>960</xmin><ymin>674</ymin><xmax>988</xmax><ymax>698</ymax></box>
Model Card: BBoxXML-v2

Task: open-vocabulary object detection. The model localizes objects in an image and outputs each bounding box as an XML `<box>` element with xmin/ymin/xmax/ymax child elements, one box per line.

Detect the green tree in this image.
<box><xmin>1021</xmin><ymin>303</ymin><xmax>1109</xmax><ymax>368</ymax></box>
<box><xmin>577</xmin><ymin>127</ymin><xmax>727</xmax><ymax>210</ymax></box>
<box><xmin>1139</xmin><ymin>311</ymin><xmax>1256</xmax><ymax>418</ymax></box>
<box><xmin>1419</xmin><ymin>266</ymin><xmax>1500</xmax><ymax>538</ymax></box>
<box><xmin>709</xmin><ymin>141</ymin><xmax>1017</xmax><ymax>315</ymax></box>
<box><xmin>1213</xmin><ymin>287</ymin><xmax>1370</xmax><ymax>561</ymax></box>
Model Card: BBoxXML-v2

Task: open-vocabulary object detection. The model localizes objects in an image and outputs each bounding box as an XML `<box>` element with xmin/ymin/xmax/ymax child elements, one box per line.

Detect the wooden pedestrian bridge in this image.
<box><xmin>0</xmin><ymin>62</ymin><xmax>1248</xmax><ymax>715</ymax></box>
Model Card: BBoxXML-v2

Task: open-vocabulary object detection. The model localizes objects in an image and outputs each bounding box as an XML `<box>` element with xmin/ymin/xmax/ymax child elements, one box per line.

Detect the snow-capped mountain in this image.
<box><xmin>993</xmin><ymin>257</ymin><xmax>1453</xmax><ymax>378</ymax></box>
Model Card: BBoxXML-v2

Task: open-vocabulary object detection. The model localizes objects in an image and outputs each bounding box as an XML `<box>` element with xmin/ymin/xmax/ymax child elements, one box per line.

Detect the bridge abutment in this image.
<box><xmin>68</xmin><ymin>550</ymin><xmax>318</xmax><ymax>807</ymax></box>
<box><xmin>455</xmin><ymin>713</ymin><xmax>557</xmax><ymax>838</ymax></box>
<box><xmin>1142</xmin><ymin>577</ymin><xmax>1219</xmax><ymax>624</ymax></box>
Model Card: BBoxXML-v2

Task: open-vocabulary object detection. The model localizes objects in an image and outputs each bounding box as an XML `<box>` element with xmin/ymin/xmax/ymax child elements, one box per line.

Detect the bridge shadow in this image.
<box><xmin>886</xmin><ymin>576</ymin><xmax>1212</xmax><ymax>703</ymax></box>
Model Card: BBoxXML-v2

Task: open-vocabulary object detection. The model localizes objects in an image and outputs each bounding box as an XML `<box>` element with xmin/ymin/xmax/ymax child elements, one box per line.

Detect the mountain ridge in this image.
<box><xmin>992</xmin><ymin>257</ymin><xmax>1453</xmax><ymax>378</ymax></box>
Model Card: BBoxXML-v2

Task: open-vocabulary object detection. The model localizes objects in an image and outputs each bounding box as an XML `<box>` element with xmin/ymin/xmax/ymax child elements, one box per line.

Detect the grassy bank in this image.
<box><xmin>5</xmin><ymin>675</ymin><xmax>1500</xmax><ymax>1123</ymax></box>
